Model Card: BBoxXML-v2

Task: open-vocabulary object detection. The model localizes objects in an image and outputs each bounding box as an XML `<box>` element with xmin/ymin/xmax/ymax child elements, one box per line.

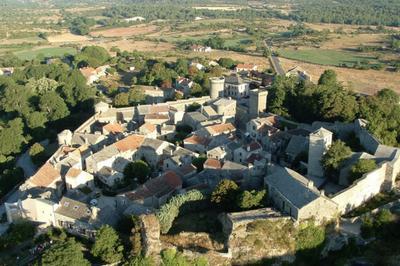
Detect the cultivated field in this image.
<box><xmin>279</xmin><ymin>48</ymin><xmax>378</xmax><ymax>67</ymax></box>
<box><xmin>98</xmin><ymin>40</ymin><xmax>176</xmax><ymax>53</ymax></box>
<box><xmin>47</xmin><ymin>33</ymin><xmax>91</xmax><ymax>43</ymax></box>
<box><xmin>13</xmin><ymin>46</ymin><xmax>77</xmax><ymax>60</ymax></box>
<box><xmin>90</xmin><ymin>25</ymin><xmax>158</xmax><ymax>38</ymax></box>
<box><xmin>279</xmin><ymin>57</ymin><xmax>400</xmax><ymax>94</ymax></box>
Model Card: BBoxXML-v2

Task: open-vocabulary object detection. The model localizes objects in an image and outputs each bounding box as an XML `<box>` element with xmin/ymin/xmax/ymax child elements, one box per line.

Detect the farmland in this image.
<box><xmin>13</xmin><ymin>46</ymin><xmax>77</xmax><ymax>60</ymax></box>
<box><xmin>278</xmin><ymin>48</ymin><xmax>379</xmax><ymax>67</ymax></box>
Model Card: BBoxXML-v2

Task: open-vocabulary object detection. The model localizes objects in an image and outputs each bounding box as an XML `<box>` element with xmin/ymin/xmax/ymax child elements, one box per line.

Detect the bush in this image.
<box><xmin>29</xmin><ymin>142</ymin><xmax>46</xmax><ymax>166</ymax></box>
<box><xmin>349</xmin><ymin>159</ymin><xmax>377</xmax><ymax>183</ymax></box>
<box><xmin>210</xmin><ymin>179</ymin><xmax>239</xmax><ymax>210</ymax></box>
<box><xmin>236</xmin><ymin>189</ymin><xmax>266</xmax><ymax>210</ymax></box>
<box><xmin>295</xmin><ymin>222</ymin><xmax>325</xmax><ymax>251</ymax></box>
<box><xmin>91</xmin><ymin>225</ymin><xmax>124</xmax><ymax>264</ymax></box>
<box><xmin>156</xmin><ymin>190</ymin><xmax>205</xmax><ymax>234</ymax></box>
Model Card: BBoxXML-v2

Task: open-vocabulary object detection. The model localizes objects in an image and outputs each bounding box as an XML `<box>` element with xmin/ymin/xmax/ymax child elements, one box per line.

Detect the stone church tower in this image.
<box><xmin>307</xmin><ymin>127</ymin><xmax>333</xmax><ymax>178</ymax></box>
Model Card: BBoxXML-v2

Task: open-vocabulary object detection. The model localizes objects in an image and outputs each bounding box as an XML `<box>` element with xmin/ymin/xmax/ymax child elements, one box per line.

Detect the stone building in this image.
<box><xmin>307</xmin><ymin>128</ymin><xmax>332</xmax><ymax>177</ymax></box>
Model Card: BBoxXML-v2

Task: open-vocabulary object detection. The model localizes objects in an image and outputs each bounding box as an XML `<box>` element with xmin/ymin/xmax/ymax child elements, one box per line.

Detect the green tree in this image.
<box><xmin>349</xmin><ymin>159</ymin><xmax>377</xmax><ymax>183</ymax></box>
<box><xmin>91</xmin><ymin>225</ymin><xmax>124</xmax><ymax>264</ymax></box>
<box><xmin>39</xmin><ymin>91</ymin><xmax>70</xmax><ymax>121</ymax></box>
<box><xmin>190</xmin><ymin>83</ymin><xmax>204</xmax><ymax>97</ymax></box>
<box><xmin>114</xmin><ymin>92</ymin><xmax>130</xmax><ymax>107</ymax></box>
<box><xmin>191</xmin><ymin>156</ymin><xmax>207</xmax><ymax>172</ymax></box>
<box><xmin>41</xmin><ymin>238</ymin><xmax>90</xmax><ymax>266</ymax></box>
<box><xmin>161</xmin><ymin>248</ymin><xmax>190</xmax><ymax>266</ymax></box>
<box><xmin>211</xmin><ymin>179</ymin><xmax>239</xmax><ymax>210</ymax></box>
<box><xmin>26</xmin><ymin>77</ymin><xmax>59</xmax><ymax>94</ymax></box>
<box><xmin>236</xmin><ymin>190</ymin><xmax>266</xmax><ymax>210</ymax></box>
<box><xmin>75</xmin><ymin>46</ymin><xmax>110</xmax><ymax>68</ymax></box>
<box><xmin>318</xmin><ymin>70</ymin><xmax>337</xmax><ymax>86</ymax></box>
<box><xmin>321</xmin><ymin>140</ymin><xmax>352</xmax><ymax>180</ymax></box>
<box><xmin>0</xmin><ymin>83</ymin><xmax>32</xmax><ymax>115</ymax></box>
<box><xmin>123</xmin><ymin>160</ymin><xmax>150</xmax><ymax>184</ymax></box>
<box><xmin>124</xmin><ymin>256</ymin><xmax>154</xmax><ymax>266</ymax></box>
<box><xmin>128</xmin><ymin>87</ymin><xmax>146</xmax><ymax>105</ymax></box>
<box><xmin>0</xmin><ymin>118</ymin><xmax>26</xmax><ymax>156</ymax></box>
<box><xmin>29</xmin><ymin>142</ymin><xmax>46</xmax><ymax>166</ymax></box>
<box><xmin>25</xmin><ymin>111</ymin><xmax>47</xmax><ymax>129</ymax></box>
<box><xmin>187</xmin><ymin>102</ymin><xmax>201</xmax><ymax>112</ymax></box>
<box><xmin>175</xmin><ymin>58</ymin><xmax>189</xmax><ymax>76</ymax></box>
<box><xmin>218</xmin><ymin>58</ymin><xmax>237</xmax><ymax>69</ymax></box>
<box><xmin>5</xmin><ymin>220</ymin><xmax>36</xmax><ymax>246</ymax></box>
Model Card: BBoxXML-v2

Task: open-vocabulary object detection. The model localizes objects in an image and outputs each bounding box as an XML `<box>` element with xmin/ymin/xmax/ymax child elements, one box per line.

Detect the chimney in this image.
<box><xmin>307</xmin><ymin>180</ymin><xmax>314</xmax><ymax>188</ymax></box>
<box><xmin>91</xmin><ymin>207</ymin><xmax>99</xmax><ymax>219</ymax></box>
<box><xmin>320</xmin><ymin>189</ymin><xmax>325</xmax><ymax>196</ymax></box>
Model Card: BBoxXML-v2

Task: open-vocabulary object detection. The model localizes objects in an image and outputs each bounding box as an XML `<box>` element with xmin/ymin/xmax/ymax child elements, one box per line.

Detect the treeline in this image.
<box><xmin>268</xmin><ymin>70</ymin><xmax>400</xmax><ymax>146</ymax></box>
<box><xmin>103</xmin><ymin>4</ymin><xmax>283</xmax><ymax>21</ymax></box>
<box><xmin>290</xmin><ymin>0</ymin><xmax>400</xmax><ymax>27</ymax></box>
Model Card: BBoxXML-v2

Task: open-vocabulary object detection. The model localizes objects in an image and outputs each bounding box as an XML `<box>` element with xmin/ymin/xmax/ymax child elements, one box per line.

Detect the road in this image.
<box><xmin>270</xmin><ymin>56</ymin><xmax>285</xmax><ymax>76</ymax></box>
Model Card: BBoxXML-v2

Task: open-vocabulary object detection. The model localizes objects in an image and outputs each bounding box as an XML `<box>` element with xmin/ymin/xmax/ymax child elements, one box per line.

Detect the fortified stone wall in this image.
<box><xmin>331</xmin><ymin>163</ymin><xmax>388</xmax><ymax>213</ymax></box>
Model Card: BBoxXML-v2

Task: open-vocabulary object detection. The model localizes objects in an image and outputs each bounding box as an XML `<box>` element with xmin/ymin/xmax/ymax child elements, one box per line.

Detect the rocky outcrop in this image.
<box><xmin>139</xmin><ymin>214</ymin><xmax>161</xmax><ymax>258</ymax></box>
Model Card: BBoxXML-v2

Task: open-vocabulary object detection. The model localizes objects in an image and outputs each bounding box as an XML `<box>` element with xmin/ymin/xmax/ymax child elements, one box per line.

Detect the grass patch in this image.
<box><xmin>168</xmin><ymin>210</ymin><xmax>222</xmax><ymax>235</ymax></box>
<box><xmin>13</xmin><ymin>46</ymin><xmax>77</xmax><ymax>60</ymax></box>
<box><xmin>279</xmin><ymin>48</ymin><xmax>378</xmax><ymax>67</ymax></box>
<box><xmin>344</xmin><ymin>192</ymin><xmax>400</xmax><ymax>218</ymax></box>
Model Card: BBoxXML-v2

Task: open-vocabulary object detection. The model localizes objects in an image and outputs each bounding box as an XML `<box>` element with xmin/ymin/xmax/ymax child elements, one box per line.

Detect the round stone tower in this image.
<box><xmin>209</xmin><ymin>77</ymin><xmax>225</xmax><ymax>99</ymax></box>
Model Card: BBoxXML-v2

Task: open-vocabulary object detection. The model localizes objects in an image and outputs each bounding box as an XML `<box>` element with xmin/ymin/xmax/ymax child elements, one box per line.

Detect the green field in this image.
<box><xmin>279</xmin><ymin>49</ymin><xmax>379</xmax><ymax>67</ymax></box>
<box><xmin>13</xmin><ymin>47</ymin><xmax>77</xmax><ymax>60</ymax></box>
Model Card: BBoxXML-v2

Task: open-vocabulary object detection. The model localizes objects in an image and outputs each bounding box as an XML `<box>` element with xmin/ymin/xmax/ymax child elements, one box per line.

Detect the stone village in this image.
<box><xmin>3</xmin><ymin>68</ymin><xmax>400</xmax><ymax>259</ymax></box>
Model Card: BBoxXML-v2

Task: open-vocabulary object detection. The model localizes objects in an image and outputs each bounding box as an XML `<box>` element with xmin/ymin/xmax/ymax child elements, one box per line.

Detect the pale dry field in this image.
<box><xmin>188</xmin><ymin>50</ymin><xmax>270</xmax><ymax>70</ymax></box>
<box><xmin>193</xmin><ymin>6</ymin><xmax>247</xmax><ymax>11</ymax></box>
<box><xmin>90</xmin><ymin>25</ymin><xmax>158</xmax><ymax>38</ymax></box>
<box><xmin>279</xmin><ymin>57</ymin><xmax>400</xmax><ymax>94</ymax></box>
<box><xmin>98</xmin><ymin>40</ymin><xmax>176</xmax><ymax>52</ymax></box>
<box><xmin>47</xmin><ymin>33</ymin><xmax>91</xmax><ymax>43</ymax></box>
<box><xmin>320</xmin><ymin>34</ymin><xmax>387</xmax><ymax>50</ymax></box>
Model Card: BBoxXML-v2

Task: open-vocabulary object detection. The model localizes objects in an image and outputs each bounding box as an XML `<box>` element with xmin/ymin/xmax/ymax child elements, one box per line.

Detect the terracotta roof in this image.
<box><xmin>66</xmin><ymin>167</ymin><xmax>82</xmax><ymax>178</ymax></box>
<box><xmin>163</xmin><ymin>171</ymin><xmax>182</xmax><ymax>188</ymax></box>
<box><xmin>206</xmin><ymin>123</ymin><xmax>236</xmax><ymax>135</ymax></box>
<box><xmin>184</xmin><ymin>135</ymin><xmax>210</xmax><ymax>146</ymax></box>
<box><xmin>148</xmin><ymin>105</ymin><xmax>169</xmax><ymax>114</ymax></box>
<box><xmin>204</xmin><ymin>158</ymin><xmax>222</xmax><ymax>169</ymax></box>
<box><xmin>29</xmin><ymin>163</ymin><xmax>61</xmax><ymax>187</ymax></box>
<box><xmin>114</xmin><ymin>134</ymin><xmax>145</xmax><ymax>152</ymax></box>
<box><xmin>145</xmin><ymin>113</ymin><xmax>169</xmax><ymax>120</ymax></box>
<box><xmin>140</xmin><ymin>122</ymin><xmax>157</xmax><ymax>132</ymax></box>
<box><xmin>103</xmin><ymin>123</ymin><xmax>124</xmax><ymax>134</ymax></box>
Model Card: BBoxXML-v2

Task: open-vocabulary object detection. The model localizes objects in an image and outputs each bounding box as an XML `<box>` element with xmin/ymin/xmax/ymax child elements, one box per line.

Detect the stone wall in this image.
<box><xmin>331</xmin><ymin>163</ymin><xmax>388</xmax><ymax>214</ymax></box>
<box><xmin>139</xmin><ymin>214</ymin><xmax>161</xmax><ymax>258</ymax></box>
<box><xmin>357</xmin><ymin>128</ymin><xmax>380</xmax><ymax>154</ymax></box>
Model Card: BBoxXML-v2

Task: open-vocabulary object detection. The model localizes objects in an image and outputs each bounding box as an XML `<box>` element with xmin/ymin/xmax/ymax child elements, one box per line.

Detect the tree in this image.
<box><xmin>114</xmin><ymin>92</ymin><xmax>130</xmax><ymax>107</ymax></box>
<box><xmin>321</xmin><ymin>140</ymin><xmax>351</xmax><ymax>180</ymax></box>
<box><xmin>91</xmin><ymin>225</ymin><xmax>124</xmax><ymax>264</ymax></box>
<box><xmin>41</xmin><ymin>238</ymin><xmax>90</xmax><ymax>266</ymax></box>
<box><xmin>236</xmin><ymin>190</ymin><xmax>266</xmax><ymax>210</ymax></box>
<box><xmin>0</xmin><ymin>118</ymin><xmax>26</xmax><ymax>156</ymax></box>
<box><xmin>124</xmin><ymin>256</ymin><xmax>154</xmax><ymax>266</ymax></box>
<box><xmin>128</xmin><ymin>87</ymin><xmax>146</xmax><ymax>105</ymax></box>
<box><xmin>187</xmin><ymin>102</ymin><xmax>201</xmax><ymax>112</ymax></box>
<box><xmin>0</xmin><ymin>83</ymin><xmax>32</xmax><ymax>115</ymax></box>
<box><xmin>25</xmin><ymin>111</ymin><xmax>47</xmax><ymax>129</ymax></box>
<box><xmin>5</xmin><ymin>220</ymin><xmax>36</xmax><ymax>246</ymax></box>
<box><xmin>29</xmin><ymin>142</ymin><xmax>46</xmax><ymax>166</ymax></box>
<box><xmin>26</xmin><ymin>77</ymin><xmax>59</xmax><ymax>94</ymax></box>
<box><xmin>192</xmin><ymin>156</ymin><xmax>207</xmax><ymax>172</ymax></box>
<box><xmin>123</xmin><ymin>160</ymin><xmax>150</xmax><ymax>184</ymax></box>
<box><xmin>318</xmin><ymin>70</ymin><xmax>337</xmax><ymax>86</ymax></box>
<box><xmin>218</xmin><ymin>58</ymin><xmax>237</xmax><ymax>69</ymax></box>
<box><xmin>175</xmin><ymin>58</ymin><xmax>189</xmax><ymax>76</ymax></box>
<box><xmin>75</xmin><ymin>46</ymin><xmax>110</xmax><ymax>68</ymax></box>
<box><xmin>349</xmin><ymin>159</ymin><xmax>377</xmax><ymax>183</ymax></box>
<box><xmin>211</xmin><ymin>179</ymin><xmax>239</xmax><ymax>210</ymax></box>
<box><xmin>39</xmin><ymin>91</ymin><xmax>70</xmax><ymax>121</ymax></box>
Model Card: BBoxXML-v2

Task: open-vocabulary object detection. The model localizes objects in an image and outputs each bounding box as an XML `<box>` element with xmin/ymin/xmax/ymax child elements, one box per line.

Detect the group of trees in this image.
<box><xmin>291</xmin><ymin>0</ymin><xmax>400</xmax><ymax>27</ymax></box>
<box><xmin>210</xmin><ymin>179</ymin><xmax>267</xmax><ymax>211</ymax></box>
<box><xmin>268</xmin><ymin>70</ymin><xmax>400</xmax><ymax>147</ymax></box>
<box><xmin>0</xmin><ymin>46</ymin><xmax>106</xmax><ymax>198</ymax></box>
<box><xmin>123</xmin><ymin>160</ymin><xmax>151</xmax><ymax>184</ymax></box>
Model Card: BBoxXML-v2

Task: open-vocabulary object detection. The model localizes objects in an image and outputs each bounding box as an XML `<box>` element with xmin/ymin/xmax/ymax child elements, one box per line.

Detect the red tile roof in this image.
<box><xmin>66</xmin><ymin>167</ymin><xmax>82</xmax><ymax>178</ymax></box>
<box><xmin>184</xmin><ymin>135</ymin><xmax>210</xmax><ymax>146</ymax></box>
<box><xmin>29</xmin><ymin>163</ymin><xmax>61</xmax><ymax>187</ymax></box>
<box><xmin>206</xmin><ymin>123</ymin><xmax>236</xmax><ymax>135</ymax></box>
<box><xmin>103</xmin><ymin>123</ymin><xmax>124</xmax><ymax>134</ymax></box>
<box><xmin>204</xmin><ymin>158</ymin><xmax>222</xmax><ymax>169</ymax></box>
<box><xmin>114</xmin><ymin>134</ymin><xmax>145</xmax><ymax>152</ymax></box>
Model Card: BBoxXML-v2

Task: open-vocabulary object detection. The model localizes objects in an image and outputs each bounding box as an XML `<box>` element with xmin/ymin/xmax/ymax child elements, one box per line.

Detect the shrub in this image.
<box><xmin>236</xmin><ymin>189</ymin><xmax>266</xmax><ymax>210</ymax></box>
<box><xmin>91</xmin><ymin>225</ymin><xmax>124</xmax><ymax>264</ymax></box>
<box><xmin>349</xmin><ymin>159</ymin><xmax>377</xmax><ymax>183</ymax></box>
<box><xmin>29</xmin><ymin>142</ymin><xmax>46</xmax><ymax>166</ymax></box>
<box><xmin>211</xmin><ymin>179</ymin><xmax>239</xmax><ymax>210</ymax></box>
<box><xmin>295</xmin><ymin>222</ymin><xmax>325</xmax><ymax>251</ymax></box>
<box><xmin>156</xmin><ymin>190</ymin><xmax>205</xmax><ymax>234</ymax></box>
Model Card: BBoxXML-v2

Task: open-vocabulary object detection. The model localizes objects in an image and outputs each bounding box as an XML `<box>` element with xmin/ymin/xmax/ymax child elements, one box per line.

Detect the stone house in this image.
<box><xmin>265</xmin><ymin>166</ymin><xmax>338</xmax><ymax>221</ymax></box>
<box><xmin>65</xmin><ymin>167</ymin><xmax>95</xmax><ymax>190</ymax></box>
<box><xmin>233</xmin><ymin>141</ymin><xmax>263</xmax><ymax>164</ymax></box>
<box><xmin>183</xmin><ymin>135</ymin><xmax>210</xmax><ymax>154</ymax></box>
<box><xmin>207</xmin><ymin>146</ymin><xmax>227</xmax><ymax>161</ymax></box>
<box><xmin>224</xmin><ymin>74</ymin><xmax>249</xmax><ymax>99</ymax></box>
